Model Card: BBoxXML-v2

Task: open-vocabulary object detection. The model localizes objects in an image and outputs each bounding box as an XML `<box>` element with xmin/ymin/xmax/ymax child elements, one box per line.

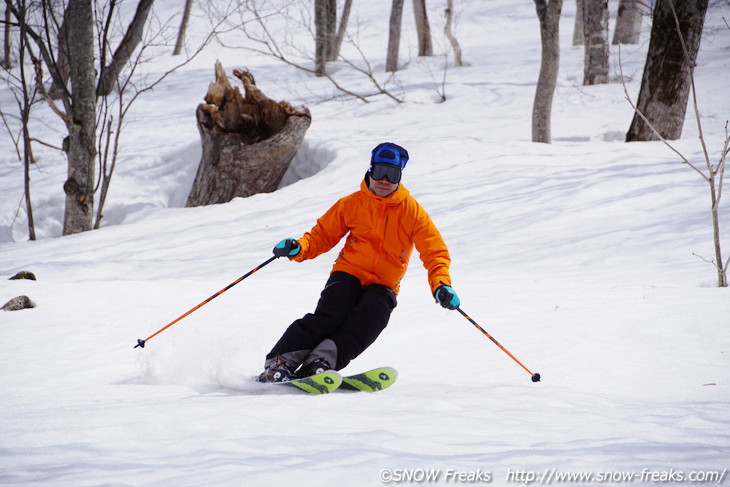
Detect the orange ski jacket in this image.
<box><xmin>292</xmin><ymin>177</ymin><xmax>452</xmax><ymax>295</ymax></box>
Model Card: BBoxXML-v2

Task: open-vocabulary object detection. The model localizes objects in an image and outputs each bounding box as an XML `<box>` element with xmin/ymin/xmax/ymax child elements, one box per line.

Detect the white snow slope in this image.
<box><xmin>1</xmin><ymin>1</ymin><xmax>728</xmax><ymax>486</ymax></box>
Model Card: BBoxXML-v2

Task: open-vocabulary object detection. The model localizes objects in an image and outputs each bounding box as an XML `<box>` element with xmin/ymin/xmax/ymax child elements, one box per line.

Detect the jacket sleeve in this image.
<box><xmin>411</xmin><ymin>203</ymin><xmax>452</xmax><ymax>294</ymax></box>
<box><xmin>291</xmin><ymin>197</ymin><xmax>350</xmax><ymax>262</ymax></box>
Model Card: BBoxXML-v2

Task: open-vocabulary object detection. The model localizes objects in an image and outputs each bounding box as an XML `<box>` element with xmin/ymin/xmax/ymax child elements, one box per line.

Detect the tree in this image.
<box><xmin>625</xmin><ymin>0</ymin><xmax>709</xmax><ymax>142</ymax></box>
<box><xmin>2</xmin><ymin>3</ymin><xmax>11</xmax><ymax>69</ymax></box>
<box><xmin>61</xmin><ymin>0</ymin><xmax>97</xmax><ymax>235</ymax></box>
<box><xmin>220</xmin><ymin>1</ymin><xmax>403</xmax><ymax>103</ymax></box>
<box><xmin>386</xmin><ymin>0</ymin><xmax>404</xmax><ymax>72</ymax></box>
<box><xmin>331</xmin><ymin>0</ymin><xmax>352</xmax><ymax>62</ymax></box>
<box><xmin>172</xmin><ymin>0</ymin><xmax>193</xmax><ymax>56</ymax></box>
<box><xmin>97</xmin><ymin>0</ymin><xmax>154</xmax><ymax>96</ymax></box>
<box><xmin>1</xmin><ymin>0</ymin><xmax>38</xmax><ymax>240</ymax></box>
<box><xmin>619</xmin><ymin>3</ymin><xmax>727</xmax><ymax>287</ymax></box>
<box><xmin>173</xmin><ymin>0</ymin><xmax>194</xmax><ymax>56</ymax></box>
<box><xmin>412</xmin><ymin>0</ymin><xmax>432</xmax><ymax>57</ymax></box>
<box><xmin>572</xmin><ymin>0</ymin><xmax>584</xmax><ymax>46</ymax></box>
<box><xmin>8</xmin><ymin>0</ymin><xmax>213</xmax><ymax>235</ymax></box>
<box><xmin>612</xmin><ymin>0</ymin><xmax>642</xmax><ymax>45</ymax></box>
<box><xmin>443</xmin><ymin>0</ymin><xmax>462</xmax><ymax>67</ymax></box>
<box><xmin>314</xmin><ymin>0</ymin><xmax>336</xmax><ymax>76</ymax></box>
<box><xmin>582</xmin><ymin>0</ymin><xmax>609</xmax><ymax>85</ymax></box>
<box><xmin>532</xmin><ymin>0</ymin><xmax>563</xmax><ymax>143</ymax></box>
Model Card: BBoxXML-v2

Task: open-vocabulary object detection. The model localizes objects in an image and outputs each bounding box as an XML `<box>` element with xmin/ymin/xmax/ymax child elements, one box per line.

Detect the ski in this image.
<box><xmin>339</xmin><ymin>366</ymin><xmax>398</xmax><ymax>392</ymax></box>
<box><xmin>278</xmin><ymin>370</ymin><xmax>342</xmax><ymax>395</ymax></box>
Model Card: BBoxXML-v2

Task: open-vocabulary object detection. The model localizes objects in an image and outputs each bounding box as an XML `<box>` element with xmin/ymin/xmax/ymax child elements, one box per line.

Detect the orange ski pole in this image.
<box><xmin>134</xmin><ymin>255</ymin><xmax>279</xmax><ymax>349</ymax></box>
<box><xmin>456</xmin><ymin>307</ymin><xmax>541</xmax><ymax>382</ymax></box>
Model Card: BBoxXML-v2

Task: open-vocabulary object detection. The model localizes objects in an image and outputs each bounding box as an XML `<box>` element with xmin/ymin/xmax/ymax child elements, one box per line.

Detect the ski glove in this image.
<box><xmin>435</xmin><ymin>285</ymin><xmax>460</xmax><ymax>310</ymax></box>
<box><xmin>273</xmin><ymin>238</ymin><xmax>301</xmax><ymax>257</ymax></box>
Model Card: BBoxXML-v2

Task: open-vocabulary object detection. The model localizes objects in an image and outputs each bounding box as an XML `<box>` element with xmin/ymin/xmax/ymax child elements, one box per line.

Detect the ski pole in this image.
<box><xmin>134</xmin><ymin>255</ymin><xmax>279</xmax><ymax>349</ymax></box>
<box><xmin>456</xmin><ymin>306</ymin><xmax>541</xmax><ymax>383</ymax></box>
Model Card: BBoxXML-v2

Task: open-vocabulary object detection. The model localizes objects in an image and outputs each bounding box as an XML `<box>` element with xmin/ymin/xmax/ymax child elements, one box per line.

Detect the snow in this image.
<box><xmin>1</xmin><ymin>1</ymin><xmax>729</xmax><ymax>485</ymax></box>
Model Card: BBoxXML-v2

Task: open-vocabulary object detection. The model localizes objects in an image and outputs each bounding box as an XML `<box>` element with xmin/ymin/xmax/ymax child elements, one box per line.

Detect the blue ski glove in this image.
<box><xmin>273</xmin><ymin>238</ymin><xmax>301</xmax><ymax>257</ymax></box>
<box><xmin>435</xmin><ymin>285</ymin><xmax>460</xmax><ymax>310</ymax></box>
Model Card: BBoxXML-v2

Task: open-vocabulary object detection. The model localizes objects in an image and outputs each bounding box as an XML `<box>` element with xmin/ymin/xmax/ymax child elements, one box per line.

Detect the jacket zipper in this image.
<box><xmin>369</xmin><ymin>200</ymin><xmax>389</xmax><ymax>280</ymax></box>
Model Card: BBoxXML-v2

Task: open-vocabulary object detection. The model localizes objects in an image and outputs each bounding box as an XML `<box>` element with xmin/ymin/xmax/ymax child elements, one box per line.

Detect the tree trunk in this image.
<box><xmin>22</xmin><ymin>118</ymin><xmax>35</xmax><ymax>240</ymax></box>
<box><xmin>331</xmin><ymin>0</ymin><xmax>352</xmax><ymax>62</ymax></box>
<box><xmin>444</xmin><ymin>0</ymin><xmax>462</xmax><ymax>67</ymax></box>
<box><xmin>710</xmin><ymin>182</ymin><xmax>727</xmax><ymax>287</ymax></box>
<box><xmin>583</xmin><ymin>0</ymin><xmax>609</xmax><ymax>85</ymax></box>
<box><xmin>532</xmin><ymin>0</ymin><xmax>563</xmax><ymax>143</ymax></box>
<box><xmin>48</xmin><ymin>15</ymin><xmax>70</xmax><ymax>100</ymax></box>
<box><xmin>2</xmin><ymin>3</ymin><xmax>11</xmax><ymax>69</ymax></box>
<box><xmin>18</xmin><ymin>12</ymin><xmax>35</xmax><ymax>239</ymax></box>
<box><xmin>626</xmin><ymin>0</ymin><xmax>709</xmax><ymax>142</ymax></box>
<box><xmin>612</xmin><ymin>0</ymin><xmax>642</xmax><ymax>45</ymax></box>
<box><xmin>314</xmin><ymin>0</ymin><xmax>336</xmax><ymax>75</ymax></box>
<box><xmin>386</xmin><ymin>0</ymin><xmax>404</xmax><ymax>72</ymax></box>
<box><xmin>413</xmin><ymin>0</ymin><xmax>433</xmax><ymax>57</ymax></box>
<box><xmin>62</xmin><ymin>0</ymin><xmax>97</xmax><ymax>235</ymax></box>
<box><xmin>173</xmin><ymin>0</ymin><xmax>194</xmax><ymax>56</ymax></box>
<box><xmin>97</xmin><ymin>0</ymin><xmax>154</xmax><ymax>96</ymax></box>
<box><xmin>572</xmin><ymin>0</ymin><xmax>584</xmax><ymax>46</ymax></box>
<box><xmin>186</xmin><ymin>62</ymin><xmax>312</xmax><ymax>207</ymax></box>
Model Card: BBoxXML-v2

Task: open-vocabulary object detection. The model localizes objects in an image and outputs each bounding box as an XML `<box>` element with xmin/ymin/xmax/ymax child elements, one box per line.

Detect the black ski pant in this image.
<box><xmin>265</xmin><ymin>271</ymin><xmax>397</xmax><ymax>370</ymax></box>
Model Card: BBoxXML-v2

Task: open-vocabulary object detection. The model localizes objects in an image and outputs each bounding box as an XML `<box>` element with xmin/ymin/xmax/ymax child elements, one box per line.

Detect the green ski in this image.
<box><xmin>339</xmin><ymin>366</ymin><xmax>398</xmax><ymax>392</ymax></box>
<box><xmin>280</xmin><ymin>370</ymin><xmax>342</xmax><ymax>395</ymax></box>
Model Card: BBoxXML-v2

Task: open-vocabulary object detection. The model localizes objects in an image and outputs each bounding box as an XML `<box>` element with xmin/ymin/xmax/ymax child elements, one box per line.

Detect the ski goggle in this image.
<box><xmin>370</xmin><ymin>163</ymin><xmax>402</xmax><ymax>184</ymax></box>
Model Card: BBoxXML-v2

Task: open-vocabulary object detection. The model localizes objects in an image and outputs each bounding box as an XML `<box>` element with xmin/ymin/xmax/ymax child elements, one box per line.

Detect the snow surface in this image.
<box><xmin>1</xmin><ymin>1</ymin><xmax>729</xmax><ymax>486</ymax></box>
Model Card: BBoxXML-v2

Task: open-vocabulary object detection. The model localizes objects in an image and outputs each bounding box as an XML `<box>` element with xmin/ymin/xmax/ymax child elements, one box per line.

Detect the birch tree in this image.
<box><xmin>314</xmin><ymin>0</ymin><xmax>336</xmax><ymax>75</ymax></box>
<box><xmin>413</xmin><ymin>0</ymin><xmax>433</xmax><ymax>56</ymax></box>
<box><xmin>612</xmin><ymin>0</ymin><xmax>642</xmax><ymax>45</ymax></box>
<box><xmin>386</xmin><ymin>0</ymin><xmax>404</xmax><ymax>72</ymax></box>
<box><xmin>61</xmin><ymin>0</ymin><xmax>97</xmax><ymax>235</ymax></box>
<box><xmin>173</xmin><ymin>0</ymin><xmax>194</xmax><ymax>55</ymax></box>
<box><xmin>532</xmin><ymin>0</ymin><xmax>563</xmax><ymax>143</ymax></box>
<box><xmin>582</xmin><ymin>0</ymin><xmax>609</xmax><ymax>85</ymax></box>
<box><xmin>444</xmin><ymin>0</ymin><xmax>462</xmax><ymax>67</ymax></box>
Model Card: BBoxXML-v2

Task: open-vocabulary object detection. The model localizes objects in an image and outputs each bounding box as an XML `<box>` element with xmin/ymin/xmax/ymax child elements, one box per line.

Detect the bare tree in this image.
<box><xmin>331</xmin><ymin>0</ymin><xmax>352</xmax><ymax>62</ymax></box>
<box><xmin>626</xmin><ymin>0</ymin><xmax>709</xmax><ymax>141</ymax></box>
<box><xmin>444</xmin><ymin>0</ymin><xmax>462</xmax><ymax>67</ymax></box>
<box><xmin>97</xmin><ymin>0</ymin><xmax>154</xmax><ymax>96</ymax></box>
<box><xmin>619</xmin><ymin>4</ymin><xmax>727</xmax><ymax>287</ymax></box>
<box><xmin>386</xmin><ymin>0</ymin><xmax>404</xmax><ymax>72</ymax></box>
<box><xmin>173</xmin><ymin>0</ymin><xmax>194</xmax><ymax>56</ymax></box>
<box><xmin>8</xmin><ymin>0</ymin><xmax>214</xmax><ymax>235</ymax></box>
<box><xmin>582</xmin><ymin>0</ymin><xmax>609</xmax><ymax>85</ymax></box>
<box><xmin>62</xmin><ymin>0</ymin><xmax>97</xmax><ymax>235</ymax></box>
<box><xmin>532</xmin><ymin>0</ymin><xmax>563</xmax><ymax>143</ymax></box>
<box><xmin>213</xmin><ymin>1</ymin><xmax>403</xmax><ymax>103</ymax></box>
<box><xmin>620</xmin><ymin>62</ymin><xmax>728</xmax><ymax>287</ymax></box>
<box><xmin>612</xmin><ymin>0</ymin><xmax>643</xmax><ymax>45</ymax></box>
<box><xmin>1</xmin><ymin>0</ymin><xmax>37</xmax><ymax>239</ymax></box>
<box><xmin>314</xmin><ymin>0</ymin><xmax>336</xmax><ymax>75</ymax></box>
<box><xmin>572</xmin><ymin>0</ymin><xmax>584</xmax><ymax>46</ymax></box>
<box><xmin>2</xmin><ymin>2</ymin><xmax>11</xmax><ymax>68</ymax></box>
<box><xmin>413</xmin><ymin>0</ymin><xmax>433</xmax><ymax>56</ymax></box>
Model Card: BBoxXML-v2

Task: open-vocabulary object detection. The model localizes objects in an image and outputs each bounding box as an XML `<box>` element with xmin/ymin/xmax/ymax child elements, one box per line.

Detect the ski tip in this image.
<box><xmin>340</xmin><ymin>366</ymin><xmax>398</xmax><ymax>392</ymax></box>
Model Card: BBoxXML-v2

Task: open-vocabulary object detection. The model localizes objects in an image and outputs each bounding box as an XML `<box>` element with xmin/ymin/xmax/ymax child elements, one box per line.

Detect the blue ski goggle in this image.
<box><xmin>370</xmin><ymin>163</ymin><xmax>402</xmax><ymax>184</ymax></box>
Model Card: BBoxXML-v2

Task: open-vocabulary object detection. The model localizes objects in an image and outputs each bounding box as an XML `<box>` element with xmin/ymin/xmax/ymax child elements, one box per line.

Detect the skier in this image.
<box><xmin>258</xmin><ymin>142</ymin><xmax>460</xmax><ymax>382</ymax></box>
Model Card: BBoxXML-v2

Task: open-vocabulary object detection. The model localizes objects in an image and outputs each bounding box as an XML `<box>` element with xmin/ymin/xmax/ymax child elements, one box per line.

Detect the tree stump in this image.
<box><xmin>186</xmin><ymin>62</ymin><xmax>312</xmax><ymax>207</ymax></box>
